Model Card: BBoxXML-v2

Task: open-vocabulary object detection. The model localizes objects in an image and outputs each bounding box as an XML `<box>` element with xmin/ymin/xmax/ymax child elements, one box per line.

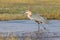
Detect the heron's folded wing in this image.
<box><xmin>40</xmin><ymin>16</ymin><xmax>49</xmax><ymax>24</ymax></box>
<box><xmin>32</xmin><ymin>14</ymin><xmax>49</xmax><ymax>24</ymax></box>
<box><xmin>31</xmin><ymin>14</ymin><xmax>42</xmax><ymax>21</ymax></box>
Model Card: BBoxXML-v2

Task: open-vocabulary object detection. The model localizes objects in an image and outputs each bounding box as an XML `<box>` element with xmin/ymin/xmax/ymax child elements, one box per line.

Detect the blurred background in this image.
<box><xmin>0</xmin><ymin>0</ymin><xmax>60</xmax><ymax>20</ymax></box>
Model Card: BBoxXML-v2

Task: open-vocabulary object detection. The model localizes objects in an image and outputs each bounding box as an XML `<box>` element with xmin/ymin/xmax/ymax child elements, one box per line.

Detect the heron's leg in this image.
<box><xmin>37</xmin><ymin>23</ymin><xmax>40</xmax><ymax>40</ymax></box>
<box><xmin>38</xmin><ymin>23</ymin><xmax>40</xmax><ymax>33</ymax></box>
<box><xmin>43</xmin><ymin>25</ymin><xmax>46</xmax><ymax>30</ymax></box>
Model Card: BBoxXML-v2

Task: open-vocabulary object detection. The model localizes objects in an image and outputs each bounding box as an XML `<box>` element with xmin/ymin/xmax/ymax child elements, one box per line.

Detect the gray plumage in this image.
<box><xmin>24</xmin><ymin>10</ymin><xmax>49</xmax><ymax>33</ymax></box>
<box><xmin>31</xmin><ymin>14</ymin><xmax>49</xmax><ymax>24</ymax></box>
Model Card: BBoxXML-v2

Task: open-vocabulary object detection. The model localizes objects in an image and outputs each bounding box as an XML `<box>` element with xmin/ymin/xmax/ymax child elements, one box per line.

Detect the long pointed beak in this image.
<box><xmin>24</xmin><ymin>12</ymin><xmax>28</xmax><ymax>14</ymax></box>
<box><xmin>24</xmin><ymin>12</ymin><xmax>26</xmax><ymax>14</ymax></box>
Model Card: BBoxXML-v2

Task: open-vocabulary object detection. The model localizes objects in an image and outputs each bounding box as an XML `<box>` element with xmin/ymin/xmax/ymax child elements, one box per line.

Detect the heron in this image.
<box><xmin>24</xmin><ymin>10</ymin><xmax>49</xmax><ymax>39</ymax></box>
<box><xmin>24</xmin><ymin>10</ymin><xmax>49</xmax><ymax>27</ymax></box>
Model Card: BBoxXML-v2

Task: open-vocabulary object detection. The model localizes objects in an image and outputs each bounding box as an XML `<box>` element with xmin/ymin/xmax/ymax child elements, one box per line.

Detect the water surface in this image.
<box><xmin>0</xmin><ymin>20</ymin><xmax>60</xmax><ymax>40</ymax></box>
<box><xmin>0</xmin><ymin>20</ymin><xmax>60</xmax><ymax>33</ymax></box>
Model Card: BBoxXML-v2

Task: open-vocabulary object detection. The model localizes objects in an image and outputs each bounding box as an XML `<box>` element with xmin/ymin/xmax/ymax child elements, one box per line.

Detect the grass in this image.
<box><xmin>0</xmin><ymin>13</ymin><xmax>59</xmax><ymax>21</ymax></box>
<box><xmin>0</xmin><ymin>1</ymin><xmax>60</xmax><ymax>20</ymax></box>
<box><xmin>0</xmin><ymin>14</ymin><xmax>28</xmax><ymax>21</ymax></box>
<box><xmin>0</xmin><ymin>0</ymin><xmax>60</xmax><ymax>3</ymax></box>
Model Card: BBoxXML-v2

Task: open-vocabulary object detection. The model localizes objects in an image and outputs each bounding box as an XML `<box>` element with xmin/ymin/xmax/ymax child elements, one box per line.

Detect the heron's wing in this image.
<box><xmin>32</xmin><ymin>14</ymin><xmax>49</xmax><ymax>24</ymax></box>
<box><xmin>40</xmin><ymin>16</ymin><xmax>49</xmax><ymax>24</ymax></box>
<box><xmin>31</xmin><ymin>14</ymin><xmax>41</xmax><ymax>21</ymax></box>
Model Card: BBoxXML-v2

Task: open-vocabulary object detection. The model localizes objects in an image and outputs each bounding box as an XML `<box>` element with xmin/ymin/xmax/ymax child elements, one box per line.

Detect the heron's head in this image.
<box><xmin>24</xmin><ymin>10</ymin><xmax>32</xmax><ymax>16</ymax></box>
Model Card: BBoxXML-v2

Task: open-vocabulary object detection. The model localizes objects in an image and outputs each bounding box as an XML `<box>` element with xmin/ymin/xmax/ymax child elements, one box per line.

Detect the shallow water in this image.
<box><xmin>0</xmin><ymin>20</ymin><xmax>60</xmax><ymax>33</ymax></box>
<box><xmin>0</xmin><ymin>20</ymin><xmax>60</xmax><ymax>40</ymax></box>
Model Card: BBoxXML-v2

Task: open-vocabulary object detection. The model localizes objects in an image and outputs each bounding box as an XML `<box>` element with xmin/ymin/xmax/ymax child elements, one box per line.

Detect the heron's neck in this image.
<box><xmin>28</xmin><ymin>12</ymin><xmax>32</xmax><ymax>16</ymax></box>
<box><xmin>27</xmin><ymin>13</ymin><xmax>33</xmax><ymax>19</ymax></box>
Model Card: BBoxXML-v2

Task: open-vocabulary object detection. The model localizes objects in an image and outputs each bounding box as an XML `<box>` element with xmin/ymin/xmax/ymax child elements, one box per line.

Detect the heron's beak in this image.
<box><xmin>23</xmin><ymin>10</ymin><xmax>29</xmax><ymax>14</ymax></box>
<box><xmin>23</xmin><ymin>12</ymin><xmax>26</xmax><ymax>14</ymax></box>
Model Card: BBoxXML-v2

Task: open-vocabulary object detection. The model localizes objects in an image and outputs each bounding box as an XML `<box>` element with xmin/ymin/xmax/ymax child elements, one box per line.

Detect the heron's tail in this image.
<box><xmin>45</xmin><ymin>20</ymin><xmax>52</xmax><ymax>24</ymax></box>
